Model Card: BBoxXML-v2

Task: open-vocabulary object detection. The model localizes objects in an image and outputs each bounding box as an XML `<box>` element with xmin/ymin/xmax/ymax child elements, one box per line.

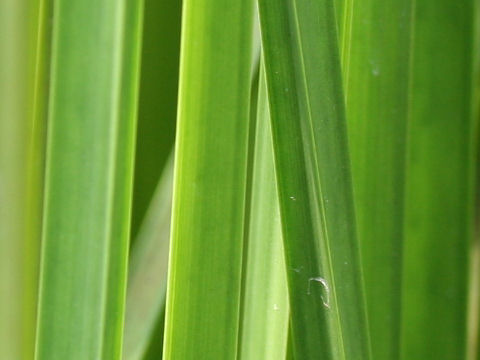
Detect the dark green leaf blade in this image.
<box><xmin>258</xmin><ymin>0</ymin><xmax>371</xmax><ymax>358</ymax></box>
<box><xmin>130</xmin><ymin>0</ymin><xmax>181</xmax><ymax>240</ymax></box>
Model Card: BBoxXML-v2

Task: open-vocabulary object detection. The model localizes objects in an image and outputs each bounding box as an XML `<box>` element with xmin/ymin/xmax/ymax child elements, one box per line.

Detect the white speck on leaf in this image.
<box><xmin>273</xmin><ymin>304</ymin><xmax>279</xmax><ymax>311</ymax></box>
<box><xmin>289</xmin><ymin>196</ymin><xmax>296</xmax><ymax>201</ymax></box>
<box><xmin>308</xmin><ymin>277</ymin><xmax>330</xmax><ymax>309</ymax></box>
<box><xmin>292</xmin><ymin>266</ymin><xmax>303</xmax><ymax>273</ymax></box>
<box><xmin>369</xmin><ymin>59</ymin><xmax>380</xmax><ymax>77</ymax></box>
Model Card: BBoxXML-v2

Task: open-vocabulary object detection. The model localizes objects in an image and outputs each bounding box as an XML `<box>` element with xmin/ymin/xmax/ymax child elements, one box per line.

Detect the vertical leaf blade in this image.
<box><xmin>0</xmin><ymin>0</ymin><xmax>47</xmax><ymax>358</ymax></box>
<box><xmin>345</xmin><ymin>1</ymin><xmax>413</xmax><ymax>359</ymax></box>
<box><xmin>162</xmin><ymin>0</ymin><xmax>254</xmax><ymax>358</ymax></box>
<box><xmin>258</xmin><ymin>0</ymin><xmax>371</xmax><ymax>358</ymax></box>
<box><xmin>35</xmin><ymin>0</ymin><xmax>143</xmax><ymax>358</ymax></box>
<box><xmin>401</xmin><ymin>1</ymin><xmax>479</xmax><ymax>358</ymax></box>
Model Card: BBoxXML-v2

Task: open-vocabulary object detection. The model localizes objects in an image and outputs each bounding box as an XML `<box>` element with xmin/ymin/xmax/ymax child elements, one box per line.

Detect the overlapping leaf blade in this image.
<box><xmin>130</xmin><ymin>0</ymin><xmax>181</xmax><ymax>240</ymax></box>
<box><xmin>123</xmin><ymin>156</ymin><xmax>173</xmax><ymax>360</ymax></box>
<box><xmin>238</xmin><ymin>64</ymin><xmax>289</xmax><ymax>360</ymax></box>
<box><xmin>258</xmin><ymin>0</ymin><xmax>371</xmax><ymax>358</ymax></box>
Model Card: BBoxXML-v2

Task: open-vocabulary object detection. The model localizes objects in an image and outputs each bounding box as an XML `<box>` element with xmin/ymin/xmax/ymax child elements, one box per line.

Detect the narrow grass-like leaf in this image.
<box><xmin>258</xmin><ymin>0</ymin><xmax>370</xmax><ymax>358</ymax></box>
<box><xmin>401</xmin><ymin>1</ymin><xmax>479</xmax><ymax>358</ymax></box>
<box><xmin>475</xmin><ymin>155</ymin><xmax>480</xmax><ymax>359</ymax></box>
<box><xmin>162</xmin><ymin>0</ymin><xmax>254</xmax><ymax>358</ymax></box>
<box><xmin>123</xmin><ymin>155</ymin><xmax>173</xmax><ymax>360</ymax></box>
<box><xmin>130</xmin><ymin>0</ymin><xmax>181</xmax><ymax>239</ymax></box>
<box><xmin>469</xmin><ymin>238</ymin><xmax>480</xmax><ymax>359</ymax></box>
<box><xmin>345</xmin><ymin>1</ymin><xmax>412</xmax><ymax>359</ymax></box>
<box><xmin>24</xmin><ymin>0</ymin><xmax>50</xmax><ymax>356</ymax></box>
<box><xmin>35</xmin><ymin>0</ymin><xmax>143</xmax><ymax>358</ymax></box>
<box><xmin>238</xmin><ymin>64</ymin><xmax>289</xmax><ymax>360</ymax></box>
<box><xmin>0</xmin><ymin>0</ymin><xmax>47</xmax><ymax>358</ymax></box>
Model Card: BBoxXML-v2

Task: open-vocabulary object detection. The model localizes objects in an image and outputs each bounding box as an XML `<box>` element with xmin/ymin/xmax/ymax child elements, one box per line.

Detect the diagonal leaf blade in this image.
<box><xmin>123</xmin><ymin>155</ymin><xmax>173</xmax><ymax>360</ymax></box>
<box><xmin>238</xmin><ymin>63</ymin><xmax>289</xmax><ymax>360</ymax></box>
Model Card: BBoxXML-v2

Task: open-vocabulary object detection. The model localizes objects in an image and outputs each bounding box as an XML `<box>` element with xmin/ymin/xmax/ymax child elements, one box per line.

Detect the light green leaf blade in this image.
<box><xmin>238</xmin><ymin>63</ymin><xmax>289</xmax><ymax>360</ymax></box>
<box><xmin>345</xmin><ymin>1</ymin><xmax>413</xmax><ymax>359</ymax></box>
<box><xmin>470</xmin><ymin>236</ymin><xmax>480</xmax><ymax>360</ymax></box>
<box><xmin>123</xmin><ymin>155</ymin><xmax>173</xmax><ymax>360</ymax></box>
<box><xmin>401</xmin><ymin>1</ymin><xmax>479</xmax><ymax>359</ymax></box>
<box><xmin>0</xmin><ymin>0</ymin><xmax>47</xmax><ymax>358</ymax></box>
<box><xmin>258</xmin><ymin>0</ymin><xmax>371</xmax><ymax>358</ymax></box>
<box><xmin>162</xmin><ymin>0</ymin><xmax>254</xmax><ymax>358</ymax></box>
<box><xmin>35</xmin><ymin>0</ymin><xmax>143</xmax><ymax>358</ymax></box>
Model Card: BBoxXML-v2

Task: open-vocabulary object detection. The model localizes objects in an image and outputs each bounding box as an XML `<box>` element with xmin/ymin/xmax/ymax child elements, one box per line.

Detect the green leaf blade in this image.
<box><xmin>35</xmin><ymin>0</ymin><xmax>143</xmax><ymax>358</ymax></box>
<box><xmin>345</xmin><ymin>1</ymin><xmax>413</xmax><ymax>359</ymax></box>
<box><xmin>401</xmin><ymin>1</ymin><xmax>479</xmax><ymax>358</ymax></box>
<box><xmin>130</xmin><ymin>0</ymin><xmax>181</xmax><ymax>240</ymax></box>
<box><xmin>0</xmin><ymin>0</ymin><xmax>47</xmax><ymax>358</ymax></box>
<box><xmin>238</xmin><ymin>64</ymin><xmax>289</xmax><ymax>360</ymax></box>
<box><xmin>162</xmin><ymin>0</ymin><xmax>254</xmax><ymax>358</ymax></box>
<box><xmin>123</xmin><ymin>156</ymin><xmax>173</xmax><ymax>360</ymax></box>
<box><xmin>258</xmin><ymin>0</ymin><xmax>371</xmax><ymax>358</ymax></box>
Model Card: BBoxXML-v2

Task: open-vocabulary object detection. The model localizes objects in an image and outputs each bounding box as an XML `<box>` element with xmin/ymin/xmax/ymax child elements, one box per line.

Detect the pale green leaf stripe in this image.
<box><xmin>337</xmin><ymin>0</ymin><xmax>353</xmax><ymax>82</ymax></box>
<box><xmin>345</xmin><ymin>1</ymin><xmax>412</xmax><ymax>359</ymax></box>
<box><xmin>123</xmin><ymin>155</ymin><xmax>173</xmax><ymax>360</ymax></box>
<box><xmin>401</xmin><ymin>1</ymin><xmax>479</xmax><ymax>359</ymax></box>
<box><xmin>238</xmin><ymin>64</ymin><xmax>289</xmax><ymax>360</ymax></box>
<box><xmin>162</xmin><ymin>0</ymin><xmax>254</xmax><ymax>358</ymax></box>
<box><xmin>0</xmin><ymin>0</ymin><xmax>47</xmax><ymax>358</ymax></box>
<box><xmin>470</xmin><ymin>238</ymin><xmax>480</xmax><ymax>360</ymax></box>
<box><xmin>258</xmin><ymin>0</ymin><xmax>371</xmax><ymax>358</ymax></box>
<box><xmin>35</xmin><ymin>0</ymin><xmax>143</xmax><ymax>358</ymax></box>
